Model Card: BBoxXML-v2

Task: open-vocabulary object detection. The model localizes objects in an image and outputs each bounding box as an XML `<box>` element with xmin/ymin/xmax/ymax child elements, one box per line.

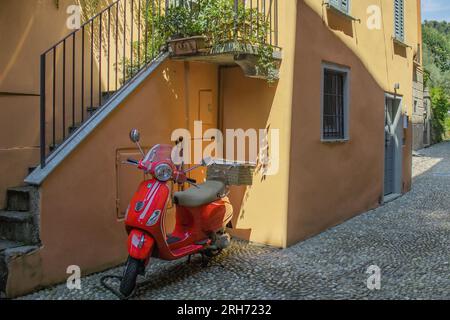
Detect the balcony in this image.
<box><xmin>161</xmin><ymin>0</ymin><xmax>282</xmax><ymax>81</ymax></box>
<box><xmin>38</xmin><ymin>0</ymin><xmax>281</xmax><ymax>168</ymax></box>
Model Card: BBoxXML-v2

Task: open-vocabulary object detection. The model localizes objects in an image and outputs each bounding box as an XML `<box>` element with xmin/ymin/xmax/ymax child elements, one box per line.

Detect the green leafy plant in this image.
<box><xmin>430</xmin><ymin>87</ymin><xmax>450</xmax><ymax>143</ymax></box>
<box><xmin>125</xmin><ymin>0</ymin><xmax>278</xmax><ymax>83</ymax></box>
<box><xmin>423</xmin><ymin>21</ymin><xmax>450</xmax><ymax>95</ymax></box>
<box><xmin>199</xmin><ymin>0</ymin><xmax>278</xmax><ymax>82</ymax></box>
<box><xmin>445</xmin><ymin>114</ymin><xmax>450</xmax><ymax>138</ymax></box>
<box><xmin>162</xmin><ymin>4</ymin><xmax>204</xmax><ymax>39</ymax></box>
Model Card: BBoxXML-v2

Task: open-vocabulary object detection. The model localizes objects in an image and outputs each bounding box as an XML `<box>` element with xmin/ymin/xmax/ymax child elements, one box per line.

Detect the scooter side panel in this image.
<box><xmin>201</xmin><ymin>198</ymin><xmax>233</xmax><ymax>233</ymax></box>
<box><xmin>125</xmin><ymin>179</ymin><xmax>170</xmax><ymax>231</ymax></box>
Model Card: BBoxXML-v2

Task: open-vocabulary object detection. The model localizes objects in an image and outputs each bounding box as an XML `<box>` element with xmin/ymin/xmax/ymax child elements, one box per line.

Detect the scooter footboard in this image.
<box><xmin>127</xmin><ymin>229</ymin><xmax>155</xmax><ymax>261</ymax></box>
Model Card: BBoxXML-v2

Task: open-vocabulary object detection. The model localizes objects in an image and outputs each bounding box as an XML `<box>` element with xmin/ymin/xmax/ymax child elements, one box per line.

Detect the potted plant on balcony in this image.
<box><xmin>163</xmin><ymin>4</ymin><xmax>209</xmax><ymax>56</ymax></box>
<box><xmin>168</xmin><ymin>0</ymin><xmax>278</xmax><ymax>82</ymax></box>
<box><xmin>127</xmin><ymin>0</ymin><xmax>279</xmax><ymax>83</ymax></box>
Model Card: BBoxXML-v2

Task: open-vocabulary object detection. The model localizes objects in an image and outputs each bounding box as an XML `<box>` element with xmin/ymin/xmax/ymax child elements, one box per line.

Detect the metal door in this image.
<box><xmin>423</xmin><ymin>100</ymin><xmax>429</xmax><ymax>146</ymax></box>
<box><xmin>384</xmin><ymin>132</ymin><xmax>395</xmax><ymax>195</ymax></box>
<box><xmin>384</xmin><ymin>96</ymin><xmax>401</xmax><ymax>197</ymax></box>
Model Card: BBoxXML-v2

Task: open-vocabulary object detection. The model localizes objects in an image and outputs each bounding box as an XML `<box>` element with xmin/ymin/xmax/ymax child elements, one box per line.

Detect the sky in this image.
<box><xmin>422</xmin><ymin>0</ymin><xmax>450</xmax><ymax>21</ymax></box>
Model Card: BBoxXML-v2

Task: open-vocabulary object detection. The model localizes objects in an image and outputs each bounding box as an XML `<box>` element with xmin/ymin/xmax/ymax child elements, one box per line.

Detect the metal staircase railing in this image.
<box><xmin>40</xmin><ymin>0</ymin><xmax>170</xmax><ymax>168</ymax></box>
<box><xmin>39</xmin><ymin>0</ymin><xmax>279</xmax><ymax>169</ymax></box>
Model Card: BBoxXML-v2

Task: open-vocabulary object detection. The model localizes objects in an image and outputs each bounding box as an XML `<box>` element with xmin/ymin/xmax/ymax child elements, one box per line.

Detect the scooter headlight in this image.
<box><xmin>154</xmin><ymin>163</ymin><xmax>173</xmax><ymax>182</ymax></box>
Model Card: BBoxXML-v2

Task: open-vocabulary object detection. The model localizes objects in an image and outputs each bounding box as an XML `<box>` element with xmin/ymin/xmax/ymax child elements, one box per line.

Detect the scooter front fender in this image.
<box><xmin>127</xmin><ymin>229</ymin><xmax>155</xmax><ymax>261</ymax></box>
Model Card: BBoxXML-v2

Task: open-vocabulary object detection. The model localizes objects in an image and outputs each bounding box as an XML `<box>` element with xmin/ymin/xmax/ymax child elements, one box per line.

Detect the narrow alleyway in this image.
<box><xmin>20</xmin><ymin>142</ymin><xmax>450</xmax><ymax>300</ymax></box>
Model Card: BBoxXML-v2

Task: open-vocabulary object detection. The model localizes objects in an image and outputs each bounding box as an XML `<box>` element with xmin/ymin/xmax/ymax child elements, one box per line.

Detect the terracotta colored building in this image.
<box><xmin>0</xmin><ymin>0</ymin><xmax>422</xmax><ymax>297</ymax></box>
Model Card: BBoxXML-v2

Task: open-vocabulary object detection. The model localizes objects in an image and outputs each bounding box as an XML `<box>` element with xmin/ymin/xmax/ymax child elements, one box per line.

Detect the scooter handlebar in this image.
<box><xmin>127</xmin><ymin>158</ymin><xmax>140</xmax><ymax>165</ymax></box>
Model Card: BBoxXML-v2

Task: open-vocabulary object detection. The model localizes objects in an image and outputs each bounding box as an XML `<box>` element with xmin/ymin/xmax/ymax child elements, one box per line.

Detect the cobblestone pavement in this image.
<box><xmin>20</xmin><ymin>143</ymin><xmax>450</xmax><ymax>300</ymax></box>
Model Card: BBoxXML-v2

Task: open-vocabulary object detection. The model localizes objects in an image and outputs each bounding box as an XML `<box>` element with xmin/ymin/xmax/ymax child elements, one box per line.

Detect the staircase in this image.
<box><xmin>2</xmin><ymin>0</ymin><xmax>169</xmax><ymax>297</ymax></box>
<box><xmin>37</xmin><ymin>0</ymin><xmax>281</xmax><ymax>170</ymax></box>
<box><xmin>0</xmin><ymin>0</ymin><xmax>281</xmax><ymax>298</ymax></box>
<box><xmin>0</xmin><ymin>186</ymin><xmax>40</xmax><ymax>298</ymax></box>
<box><xmin>38</xmin><ymin>0</ymin><xmax>168</xmax><ymax>169</ymax></box>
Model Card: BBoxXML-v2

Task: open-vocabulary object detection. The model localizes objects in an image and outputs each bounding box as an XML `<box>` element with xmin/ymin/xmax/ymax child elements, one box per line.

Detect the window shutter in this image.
<box><xmin>329</xmin><ymin>0</ymin><xmax>339</xmax><ymax>9</ymax></box>
<box><xmin>341</xmin><ymin>0</ymin><xmax>349</xmax><ymax>13</ymax></box>
<box><xmin>329</xmin><ymin>0</ymin><xmax>349</xmax><ymax>14</ymax></box>
<box><xmin>394</xmin><ymin>0</ymin><xmax>405</xmax><ymax>41</ymax></box>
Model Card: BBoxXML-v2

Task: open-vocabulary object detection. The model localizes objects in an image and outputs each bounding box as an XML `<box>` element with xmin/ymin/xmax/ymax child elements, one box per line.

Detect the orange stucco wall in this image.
<box><xmin>5</xmin><ymin>0</ymin><xmax>422</xmax><ymax>295</ymax></box>
<box><xmin>285</xmin><ymin>0</ymin><xmax>419</xmax><ymax>245</ymax></box>
<box><xmin>220</xmin><ymin>0</ymin><xmax>298</xmax><ymax>247</ymax></box>
<box><xmin>0</xmin><ymin>0</ymin><xmax>145</xmax><ymax>209</ymax></box>
<box><xmin>6</xmin><ymin>60</ymin><xmax>219</xmax><ymax>294</ymax></box>
<box><xmin>0</xmin><ymin>0</ymin><xmax>79</xmax><ymax>208</ymax></box>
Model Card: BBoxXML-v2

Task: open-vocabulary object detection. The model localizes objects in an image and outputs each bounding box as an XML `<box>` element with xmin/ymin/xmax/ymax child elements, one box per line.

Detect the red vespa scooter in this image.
<box><xmin>119</xmin><ymin>129</ymin><xmax>233</xmax><ymax>297</ymax></box>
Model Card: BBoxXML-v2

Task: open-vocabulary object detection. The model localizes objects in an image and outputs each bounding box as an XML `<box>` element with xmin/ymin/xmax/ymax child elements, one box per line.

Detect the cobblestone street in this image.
<box><xmin>20</xmin><ymin>142</ymin><xmax>450</xmax><ymax>300</ymax></box>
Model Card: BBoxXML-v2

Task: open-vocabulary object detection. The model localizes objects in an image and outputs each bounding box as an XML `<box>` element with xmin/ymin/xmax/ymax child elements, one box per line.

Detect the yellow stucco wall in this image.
<box><xmin>0</xmin><ymin>0</ymin><xmax>143</xmax><ymax>208</ymax></box>
<box><xmin>7</xmin><ymin>60</ymin><xmax>220</xmax><ymax>296</ymax></box>
<box><xmin>0</xmin><ymin>0</ymin><xmax>79</xmax><ymax>208</ymax></box>
<box><xmin>221</xmin><ymin>0</ymin><xmax>298</xmax><ymax>248</ymax></box>
<box><xmin>285</xmin><ymin>0</ymin><xmax>420</xmax><ymax>245</ymax></box>
<box><xmin>221</xmin><ymin>0</ymin><xmax>420</xmax><ymax>247</ymax></box>
<box><xmin>4</xmin><ymin>0</ymin><xmax>421</xmax><ymax>295</ymax></box>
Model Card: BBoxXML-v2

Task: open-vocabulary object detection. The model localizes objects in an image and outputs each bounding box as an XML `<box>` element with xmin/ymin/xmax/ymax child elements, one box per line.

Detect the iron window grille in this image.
<box><xmin>322</xmin><ymin>68</ymin><xmax>348</xmax><ymax>140</ymax></box>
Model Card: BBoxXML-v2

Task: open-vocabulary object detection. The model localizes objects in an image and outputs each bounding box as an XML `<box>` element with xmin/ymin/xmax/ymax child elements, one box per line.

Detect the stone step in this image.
<box><xmin>6</xmin><ymin>186</ymin><xmax>33</xmax><ymax>212</ymax></box>
<box><xmin>69</xmin><ymin>123</ymin><xmax>81</xmax><ymax>135</ymax></box>
<box><xmin>0</xmin><ymin>239</ymin><xmax>25</xmax><ymax>252</ymax></box>
<box><xmin>102</xmin><ymin>90</ymin><xmax>116</xmax><ymax>102</ymax></box>
<box><xmin>28</xmin><ymin>166</ymin><xmax>37</xmax><ymax>175</ymax></box>
<box><xmin>0</xmin><ymin>240</ymin><xmax>39</xmax><ymax>298</ymax></box>
<box><xmin>0</xmin><ymin>211</ymin><xmax>39</xmax><ymax>245</ymax></box>
<box><xmin>49</xmin><ymin>92</ymin><xmax>117</xmax><ymax>154</ymax></box>
<box><xmin>86</xmin><ymin>106</ymin><xmax>99</xmax><ymax>115</ymax></box>
<box><xmin>49</xmin><ymin>143</ymin><xmax>60</xmax><ymax>152</ymax></box>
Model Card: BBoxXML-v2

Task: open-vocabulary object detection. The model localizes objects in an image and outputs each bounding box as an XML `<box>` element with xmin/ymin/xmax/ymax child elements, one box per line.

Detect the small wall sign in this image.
<box><xmin>403</xmin><ymin>114</ymin><xmax>409</xmax><ymax>129</ymax></box>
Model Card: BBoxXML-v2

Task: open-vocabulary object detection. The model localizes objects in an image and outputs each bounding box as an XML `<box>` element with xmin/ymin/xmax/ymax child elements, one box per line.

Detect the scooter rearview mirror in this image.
<box><xmin>129</xmin><ymin>129</ymin><xmax>140</xmax><ymax>143</ymax></box>
<box><xmin>129</xmin><ymin>129</ymin><xmax>145</xmax><ymax>157</ymax></box>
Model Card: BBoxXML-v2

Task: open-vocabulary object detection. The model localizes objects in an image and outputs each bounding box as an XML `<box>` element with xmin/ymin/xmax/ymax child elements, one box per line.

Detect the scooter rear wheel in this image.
<box><xmin>120</xmin><ymin>257</ymin><xmax>142</xmax><ymax>298</ymax></box>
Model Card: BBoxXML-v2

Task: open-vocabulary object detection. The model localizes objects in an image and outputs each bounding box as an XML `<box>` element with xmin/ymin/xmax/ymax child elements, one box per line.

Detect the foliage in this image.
<box><xmin>445</xmin><ymin>115</ymin><xmax>450</xmax><ymax>138</ymax></box>
<box><xmin>55</xmin><ymin>0</ymin><xmax>102</xmax><ymax>19</ymax></box>
<box><xmin>198</xmin><ymin>0</ymin><xmax>277</xmax><ymax>82</ymax></box>
<box><xmin>422</xmin><ymin>25</ymin><xmax>450</xmax><ymax>72</ymax></box>
<box><xmin>423</xmin><ymin>21</ymin><xmax>450</xmax><ymax>142</ymax></box>
<box><xmin>161</xmin><ymin>4</ymin><xmax>204</xmax><ymax>39</ymax></box>
<box><xmin>422</xmin><ymin>21</ymin><xmax>450</xmax><ymax>94</ymax></box>
<box><xmin>423</xmin><ymin>20</ymin><xmax>450</xmax><ymax>36</ymax></box>
<box><xmin>430</xmin><ymin>87</ymin><xmax>450</xmax><ymax>142</ymax></box>
<box><xmin>126</xmin><ymin>0</ymin><xmax>278</xmax><ymax>83</ymax></box>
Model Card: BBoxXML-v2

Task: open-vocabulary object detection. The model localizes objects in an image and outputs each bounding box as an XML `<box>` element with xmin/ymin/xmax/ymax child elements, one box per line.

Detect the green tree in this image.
<box><xmin>430</xmin><ymin>87</ymin><xmax>450</xmax><ymax>142</ymax></box>
<box><xmin>422</xmin><ymin>25</ymin><xmax>450</xmax><ymax>73</ymax></box>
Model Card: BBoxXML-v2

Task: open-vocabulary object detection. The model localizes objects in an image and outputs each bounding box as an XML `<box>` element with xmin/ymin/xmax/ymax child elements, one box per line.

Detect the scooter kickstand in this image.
<box><xmin>201</xmin><ymin>253</ymin><xmax>210</xmax><ymax>268</ymax></box>
<box><xmin>187</xmin><ymin>254</ymin><xmax>192</xmax><ymax>264</ymax></box>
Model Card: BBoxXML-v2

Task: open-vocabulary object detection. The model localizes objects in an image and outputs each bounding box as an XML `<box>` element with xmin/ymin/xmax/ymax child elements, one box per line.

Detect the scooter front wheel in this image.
<box><xmin>120</xmin><ymin>257</ymin><xmax>143</xmax><ymax>297</ymax></box>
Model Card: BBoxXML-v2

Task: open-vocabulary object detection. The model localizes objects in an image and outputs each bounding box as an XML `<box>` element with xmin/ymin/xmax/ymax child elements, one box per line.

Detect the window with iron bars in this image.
<box><xmin>322</xmin><ymin>67</ymin><xmax>349</xmax><ymax>141</ymax></box>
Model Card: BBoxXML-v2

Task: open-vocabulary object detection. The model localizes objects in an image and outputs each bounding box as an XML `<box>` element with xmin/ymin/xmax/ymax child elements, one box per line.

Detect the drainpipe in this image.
<box><xmin>184</xmin><ymin>61</ymin><xmax>190</xmax><ymax>131</ymax></box>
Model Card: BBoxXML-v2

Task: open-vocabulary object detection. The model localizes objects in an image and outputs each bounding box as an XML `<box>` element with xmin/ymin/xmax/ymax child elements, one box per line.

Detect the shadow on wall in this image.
<box><xmin>393</xmin><ymin>42</ymin><xmax>408</xmax><ymax>58</ymax></box>
<box><xmin>324</xmin><ymin>6</ymin><xmax>355</xmax><ymax>38</ymax></box>
<box><xmin>220</xmin><ymin>66</ymin><xmax>277</xmax><ymax>241</ymax></box>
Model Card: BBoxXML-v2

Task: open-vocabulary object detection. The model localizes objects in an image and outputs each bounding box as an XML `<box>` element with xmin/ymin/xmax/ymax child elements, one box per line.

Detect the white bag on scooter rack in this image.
<box><xmin>206</xmin><ymin>159</ymin><xmax>256</xmax><ymax>186</ymax></box>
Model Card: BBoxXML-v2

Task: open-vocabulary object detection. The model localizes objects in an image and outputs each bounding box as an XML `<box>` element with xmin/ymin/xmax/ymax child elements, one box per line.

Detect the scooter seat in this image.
<box><xmin>174</xmin><ymin>180</ymin><xmax>226</xmax><ymax>207</ymax></box>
